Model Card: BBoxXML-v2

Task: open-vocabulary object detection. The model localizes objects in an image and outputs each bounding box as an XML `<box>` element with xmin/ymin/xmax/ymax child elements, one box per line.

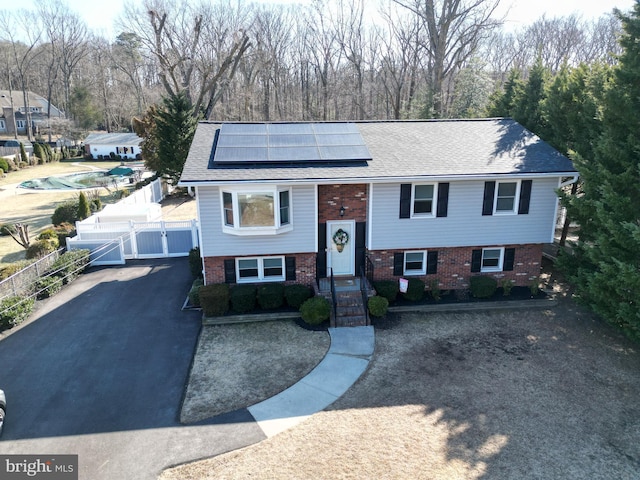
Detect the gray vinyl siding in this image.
<box><xmin>197</xmin><ymin>185</ymin><xmax>316</xmax><ymax>257</ymax></box>
<box><xmin>370</xmin><ymin>178</ymin><xmax>559</xmax><ymax>250</ymax></box>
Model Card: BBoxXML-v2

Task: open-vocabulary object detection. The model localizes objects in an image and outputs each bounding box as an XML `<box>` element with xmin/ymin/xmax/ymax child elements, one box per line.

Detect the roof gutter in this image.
<box><xmin>178</xmin><ymin>171</ymin><xmax>580</xmax><ymax>188</ymax></box>
<box><xmin>559</xmin><ymin>175</ymin><xmax>579</xmax><ymax>188</ymax></box>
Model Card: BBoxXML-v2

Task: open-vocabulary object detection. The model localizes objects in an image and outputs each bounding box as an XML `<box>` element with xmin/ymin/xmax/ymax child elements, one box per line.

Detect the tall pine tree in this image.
<box><xmin>558</xmin><ymin>4</ymin><xmax>640</xmax><ymax>341</ymax></box>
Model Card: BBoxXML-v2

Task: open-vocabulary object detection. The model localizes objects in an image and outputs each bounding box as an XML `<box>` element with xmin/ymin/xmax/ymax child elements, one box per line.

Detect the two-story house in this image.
<box><xmin>0</xmin><ymin>90</ymin><xmax>64</xmax><ymax>136</ymax></box>
<box><xmin>179</xmin><ymin>119</ymin><xmax>577</xmax><ymax>293</ymax></box>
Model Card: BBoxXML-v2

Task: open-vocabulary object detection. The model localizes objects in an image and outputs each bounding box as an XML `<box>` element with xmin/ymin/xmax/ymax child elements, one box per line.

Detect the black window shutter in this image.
<box><xmin>436</xmin><ymin>183</ymin><xmax>449</xmax><ymax>218</ymax></box>
<box><xmin>427</xmin><ymin>251</ymin><xmax>438</xmax><ymax>274</ymax></box>
<box><xmin>317</xmin><ymin>223</ymin><xmax>327</xmax><ymax>278</ymax></box>
<box><xmin>399</xmin><ymin>184</ymin><xmax>412</xmax><ymax>219</ymax></box>
<box><xmin>285</xmin><ymin>257</ymin><xmax>296</xmax><ymax>281</ymax></box>
<box><xmin>518</xmin><ymin>180</ymin><xmax>532</xmax><ymax>214</ymax></box>
<box><xmin>504</xmin><ymin>248</ymin><xmax>516</xmax><ymax>271</ymax></box>
<box><xmin>224</xmin><ymin>259</ymin><xmax>236</xmax><ymax>283</ymax></box>
<box><xmin>393</xmin><ymin>253</ymin><xmax>404</xmax><ymax>276</ymax></box>
<box><xmin>471</xmin><ymin>249</ymin><xmax>482</xmax><ymax>272</ymax></box>
<box><xmin>482</xmin><ymin>181</ymin><xmax>495</xmax><ymax>216</ymax></box>
<box><xmin>355</xmin><ymin>222</ymin><xmax>366</xmax><ymax>274</ymax></box>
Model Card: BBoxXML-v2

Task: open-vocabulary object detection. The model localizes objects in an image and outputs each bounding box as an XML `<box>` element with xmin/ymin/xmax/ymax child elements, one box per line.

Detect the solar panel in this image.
<box><xmin>212</xmin><ymin>122</ymin><xmax>371</xmax><ymax>164</ymax></box>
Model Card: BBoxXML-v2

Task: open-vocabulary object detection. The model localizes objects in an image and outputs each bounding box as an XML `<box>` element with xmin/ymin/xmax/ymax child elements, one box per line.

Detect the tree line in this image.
<box><xmin>0</xmin><ymin>0</ymin><xmax>623</xmax><ymax>140</ymax></box>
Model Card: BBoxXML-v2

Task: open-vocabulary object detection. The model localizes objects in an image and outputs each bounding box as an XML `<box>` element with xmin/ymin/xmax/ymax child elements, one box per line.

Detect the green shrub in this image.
<box><xmin>470</xmin><ymin>275</ymin><xmax>497</xmax><ymax>298</ymax></box>
<box><xmin>403</xmin><ymin>278</ymin><xmax>425</xmax><ymax>302</ymax></box>
<box><xmin>299</xmin><ymin>296</ymin><xmax>330</xmax><ymax>325</ymax></box>
<box><xmin>257</xmin><ymin>283</ymin><xmax>284</xmax><ymax>310</ymax></box>
<box><xmin>49</xmin><ymin>249</ymin><xmax>90</xmax><ymax>284</ymax></box>
<box><xmin>91</xmin><ymin>198</ymin><xmax>102</xmax><ymax>212</ymax></box>
<box><xmin>284</xmin><ymin>284</ymin><xmax>312</xmax><ymax>308</ymax></box>
<box><xmin>429</xmin><ymin>279</ymin><xmax>442</xmax><ymax>302</ymax></box>
<box><xmin>188</xmin><ymin>247</ymin><xmax>202</xmax><ymax>278</ymax></box>
<box><xmin>54</xmin><ymin>222</ymin><xmax>76</xmax><ymax>247</ymax></box>
<box><xmin>501</xmin><ymin>279</ymin><xmax>514</xmax><ymax>296</ymax></box>
<box><xmin>52</xmin><ymin>202</ymin><xmax>78</xmax><ymax>226</ymax></box>
<box><xmin>230</xmin><ymin>284</ymin><xmax>257</xmax><ymax>313</ymax></box>
<box><xmin>77</xmin><ymin>192</ymin><xmax>91</xmax><ymax>220</ymax></box>
<box><xmin>199</xmin><ymin>283</ymin><xmax>230</xmax><ymax>316</ymax></box>
<box><xmin>38</xmin><ymin>228</ymin><xmax>58</xmax><ymax>241</ymax></box>
<box><xmin>0</xmin><ymin>223</ymin><xmax>16</xmax><ymax>236</ymax></box>
<box><xmin>0</xmin><ymin>158</ymin><xmax>8</xmax><ymax>173</ymax></box>
<box><xmin>25</xmin><ymin>239</ymin><xmax>58</xmax><ymax>259</ymax></box>
<box><xmin>33</xmin><ymin>143</ymin><xmax>44</xmax><ymax>163</ymax></box>
<box><xmin>188</xmin><ymin>278</ymin><xmax>204</xmax><ymax>307</ymax></box>
<box><xmin>368</xmin><ymin>295</ymin><xmax>389</xmax><ymax>317</ymax></box>
<box><xmin>530</xmin><ymin>278</ymin><xmax>540</xmax><ymax>296</ymax></box>
<box><xmin>34</xmin><ymin>276</ymin><xmax>63</xmax><ymax>299</ymax></box>
<box><xmin>0</xmin><ymin>260</ymin><xmax>34</xmax><ymax>280</ymax></box>
<box><xmin>373</xmin><ymin>280</ymin><xmax>399</xmax><ymax>303</ymax></box>
<box><xmin>0</xmin><ymin>295</ymin><xmax>34</xmax><ymax>331</ymax></box>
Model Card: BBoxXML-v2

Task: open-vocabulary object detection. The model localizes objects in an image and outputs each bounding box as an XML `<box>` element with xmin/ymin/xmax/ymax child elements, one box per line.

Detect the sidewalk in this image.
<box><xmin>248</xmin><ymin>325</ymin><xmax>375</xmax><ymax>437</ymax></box>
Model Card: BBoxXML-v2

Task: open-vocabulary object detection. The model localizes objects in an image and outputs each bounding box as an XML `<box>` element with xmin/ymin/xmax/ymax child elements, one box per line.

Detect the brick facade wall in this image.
<box><xmin>318</xmin><ymin>184</ymin><xmax>368</xmax><ymax>223</ymax></box>
<box><xmin>367</xmin><ymin>244</ymin><xmax>543</xmax><ymax>290</ymax></box>
<box><xmin>204</xmin><ymin>252</ymin><xmax>317</xmax><ymax>286</ymax></box>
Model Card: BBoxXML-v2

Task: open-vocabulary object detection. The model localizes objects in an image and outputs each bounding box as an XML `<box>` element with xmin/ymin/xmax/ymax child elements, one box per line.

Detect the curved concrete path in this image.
<box><xmin>248</xmin><ymin>325</ymin><xmax>375</xmax><ymax>437</ymax></box>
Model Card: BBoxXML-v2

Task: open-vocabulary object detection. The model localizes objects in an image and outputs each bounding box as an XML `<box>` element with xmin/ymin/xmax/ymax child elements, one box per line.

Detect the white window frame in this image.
<box><xmin>481</xmin><ymin>247</ymin><xmax>505</xmax><ymax>272</ymax></box>
<box><xmin>493</xmin><ymin>180</ymin><xmax>521</xmax><ymax>215</ymax></box>
<box><xmin>221</xmin><ymin>186</ymin><xmax>293</xmax><ymax>236</ymax></box>
<box><xmin>411</xmin><ymin>183</ymin><xmax>438</xmax><ymax>218</ymax></box>
<box><xmin>236</xmin><ymin>256</ymin><xmax>285</xmax><ymax>283</ymax></box>
<box><xmin>404</xmin><ymin>250</ymin><xmax>427</xmax><ymax>276</ymax></box>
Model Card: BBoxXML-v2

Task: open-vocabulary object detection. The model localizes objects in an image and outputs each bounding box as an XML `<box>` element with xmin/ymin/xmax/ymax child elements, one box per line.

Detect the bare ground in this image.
<box><xmin>162</xmin><ymin>297</ymin><xmax>640</xmax><ymax>480</ymax></box>
<box><xmin>180</xmin><ymin>321</ymin><xmax>330</xmax><ymax>423</ymax></box>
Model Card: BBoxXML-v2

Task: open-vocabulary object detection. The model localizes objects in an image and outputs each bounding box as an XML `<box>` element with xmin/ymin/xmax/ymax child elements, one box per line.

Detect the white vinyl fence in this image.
<box><xmin>66</xmin><ymin>178</ymin><xmax>199</xmax><ymax>266</ymax></box>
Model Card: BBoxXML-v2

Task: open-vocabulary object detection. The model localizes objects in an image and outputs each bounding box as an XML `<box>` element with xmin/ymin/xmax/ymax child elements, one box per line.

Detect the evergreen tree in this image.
<box><xmin>513</xmin><ymin>58</ymin><xmax>549</xmax><ymax>136</ymax></box>
<box><xmin>558</xmin><ymin>4</ymin><xmax>640</xmax><ymax>341</ymax></box>
<box><xmin>77</xmin><ymin>192</ymin><xmax>91</xmax><ymax>221</ymax></box>
<box><xmin>485</xmin><ymin>69</ymin><xmax>524</xmax><ymax>117</ymax></box>
<box><xmin>140</xmin><ymin>92</ymin><xmax>198</xmax><ymax>185</ymax></box>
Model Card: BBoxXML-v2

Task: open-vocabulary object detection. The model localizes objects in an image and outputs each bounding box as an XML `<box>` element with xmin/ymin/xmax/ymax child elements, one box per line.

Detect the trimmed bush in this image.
<box><xmin>501</xmin><ymin>279</ymin><xmax>514</xmax><ymax>296</ymax></box>
<box><xmin>429</xmin><ymin>279</ymin><xmax>442</xmax><ymax>302</ymax></box>
<box><xmin>0</xmin><ymin>260</ymin><xmax>35</xmax><ymax>280</ymax></box>
<box><xmin>0</xmin><ymin>295</ymin><xmax>34</xmax><ymax>331</ymax></box>
<box><xmin>77</xmin><ymin>192</ymin><xmax>91</xmax><ymax>220</ymax></box>
<box><xmin>368</xmin><ymin>295</ymin><xmax>389</xmax><ymax>317</ymax></box>
<box><xmin>90</xmin><ymin>198</ymin><xmax>102</xmax><ymax>212</ymax></box>
<box><xmin>470</xmin><ymin>275</ymin><xmax>497</xmax><ymax>298</ymax></box>
<box><xmin>403</xmin><ymin>278</ymin><xmax>425</xmax><ymax>302</ymax></box>
<box><xmin>199</xmin><ymin>283</ymin><xmax>229</xmax><ymax>316</ymax></box>
<box><xmin>300</xmin><ymin>296</ymin><xmax>330</xmax><ymax>325</ymax></box>
<box><xmin>54</xmin><ymin>222</ymin><xmax>76</xmax><ymax>247</ymax></box>
<box><xmin>188</xmin><ymin>247</ymin><xmax>202</xmax><ymax>278</ymax></box>
<box><xmin>373</xmin><ymin>280</ymin><xmax>399</xmax><ymax>303</ymax></box>
<box><xmin>0</xmin><ymin>158</ymin><xmax>9</xmax><ymax>173</ymax></box>
<box><xmin>52</xmin><ymin>202</ymin><xmax>78</xmax><ymax>226</ymax></box>
<box><xmin>0</xmin><ymin>223</ymin><xmax>16</xmax><ymax>236</ymax></box>
<box><xmin>230</xmin><ymin>284</ymin><xmax>256</xmax><ymax>313</ymax></box>
<box><xmin>25</xmin><ymin>239</ymin><xmax>58</xmax><ymax>259</ymax></box>
<box><xmin>38</xmin><ymin>228</ymin><xmax>58</xmax><ymax>241</ymax></box>
<box><xmin>49</xmin><ymin>249</ymin><xmax>90</xmax><ymax>284</ymax></box>
<box><xmin>257</xmin><ymin>283</ymin><xmax>284</xmax><ymax>310</ymax></box>
<box><xmin>284</xmin><ymin>284</ymin><xmax>312</xmax><ymax>308</ymax></box>
<box><xmin>188</xmin><ymin>278</ymin><xmax>204</xmax><ymax>307</ymax></box>
<box><xmin>34</xmin><ymin>276</ymin><xmax>63</xmax><ymax>299</ymax></box>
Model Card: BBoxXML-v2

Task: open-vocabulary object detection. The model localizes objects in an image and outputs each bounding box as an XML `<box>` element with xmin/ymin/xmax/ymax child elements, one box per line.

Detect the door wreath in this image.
<box><xmin>332</xmin><ymin>228</ymin><xmax>349</xmax><ymax>253</ymax></box>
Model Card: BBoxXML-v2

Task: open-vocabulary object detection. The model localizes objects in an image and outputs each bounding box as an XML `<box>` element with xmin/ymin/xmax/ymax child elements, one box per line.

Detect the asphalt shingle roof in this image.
<box><xmin>179</xmin><ymin>119</ymin><xmax>576</xmax><ymax>185</ymax></box>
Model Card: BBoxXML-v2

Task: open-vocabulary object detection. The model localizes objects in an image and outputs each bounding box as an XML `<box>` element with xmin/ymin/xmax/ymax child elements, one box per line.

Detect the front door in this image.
<box><xmin>327</xmin><ymin>220</ymin><xmax>355</xmax><ymax>276</ymax></box>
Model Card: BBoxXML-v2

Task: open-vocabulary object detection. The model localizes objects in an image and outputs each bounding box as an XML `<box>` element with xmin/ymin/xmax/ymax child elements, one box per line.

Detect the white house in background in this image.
<box><xmin>84</xmin><ymin>132</ymin><xmax>143</xmax><ymax>160</ymax></box>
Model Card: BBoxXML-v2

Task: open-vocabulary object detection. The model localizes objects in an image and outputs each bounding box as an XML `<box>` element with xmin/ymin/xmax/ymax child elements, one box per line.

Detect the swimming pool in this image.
<box><xmin>18</xmin><ymin>169</ymin><xmax>135</xmax><ymax>191</ymax></box>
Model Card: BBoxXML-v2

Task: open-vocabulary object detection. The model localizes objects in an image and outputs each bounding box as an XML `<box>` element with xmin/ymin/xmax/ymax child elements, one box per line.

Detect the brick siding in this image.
<box><xmin>318</xmin><ymin>184</ymin><xmax>368</xmax><ymax>223</ymax></box>
<box><xmin>367</xmin><ymin>244</ymin><xmax>543</xmax><ymax>290</ymax></box>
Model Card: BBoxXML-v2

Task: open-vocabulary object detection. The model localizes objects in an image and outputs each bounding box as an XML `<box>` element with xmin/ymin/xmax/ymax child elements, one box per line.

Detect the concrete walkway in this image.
<box><xmin>248</xmin><ymin>325</ymin><xmax>375</xmax><ymax>437</ymax></box>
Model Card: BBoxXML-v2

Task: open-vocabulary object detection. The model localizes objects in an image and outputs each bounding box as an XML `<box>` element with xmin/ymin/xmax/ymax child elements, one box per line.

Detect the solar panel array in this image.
<box><xmin>212</xmin><ymin>123</ymin><xmax>372</xmax><ymax>164</ymax></box>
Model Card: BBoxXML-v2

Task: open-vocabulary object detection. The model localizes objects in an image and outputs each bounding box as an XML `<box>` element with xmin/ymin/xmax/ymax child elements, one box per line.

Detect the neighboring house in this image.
<box><xmin>84</xmin><ymin>132</ymin><xmax>143</xmax><ymax>160</ymax></box>
<box><xmin>0</xmin><ymin>90</ymin><xmax>64</xmax><ymax>136</ymax></box>
<box><xmin>179</xmin><ymin>119</ymin><xmax>577</xmax><ymax>291</ymax></box>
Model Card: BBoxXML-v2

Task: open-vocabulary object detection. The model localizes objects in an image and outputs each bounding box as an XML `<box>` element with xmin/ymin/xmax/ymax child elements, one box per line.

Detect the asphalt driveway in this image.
<box><xmin>0</xmin><ymin>258</ymin><xmax>264</xmax><ymax>479</ymax></box>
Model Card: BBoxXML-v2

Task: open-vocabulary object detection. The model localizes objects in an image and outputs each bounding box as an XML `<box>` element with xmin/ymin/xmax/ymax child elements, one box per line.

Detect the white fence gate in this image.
<box><xmin>67</xmin><ymin>220</ymin><xmax>198</xmax><ymax>265</ymax></box>
<box><xmin>65</xmin><ymin>178</ymin><xmax>198</xmax><ymax>266</ymax></box>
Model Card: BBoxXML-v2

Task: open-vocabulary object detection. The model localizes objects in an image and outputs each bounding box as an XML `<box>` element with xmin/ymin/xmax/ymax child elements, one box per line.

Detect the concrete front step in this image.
<box><xmin>335</xmin><ymin>314</ymin><xmax>368</xmax><ymax>327</ymax></box>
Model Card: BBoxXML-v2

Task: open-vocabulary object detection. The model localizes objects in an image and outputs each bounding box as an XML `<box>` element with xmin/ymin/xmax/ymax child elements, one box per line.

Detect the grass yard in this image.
<box><xmin>0</xmin><ymin>159</ymin><xmax>125</xmax><ymax>265</ymax></box>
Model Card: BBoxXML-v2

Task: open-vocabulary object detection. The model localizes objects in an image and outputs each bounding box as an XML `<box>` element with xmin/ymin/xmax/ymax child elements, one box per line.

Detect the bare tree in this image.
<box><xmin>392</xmin><ymin>0</ymin><xmax>502</xmax><ymax>117</ymax></box>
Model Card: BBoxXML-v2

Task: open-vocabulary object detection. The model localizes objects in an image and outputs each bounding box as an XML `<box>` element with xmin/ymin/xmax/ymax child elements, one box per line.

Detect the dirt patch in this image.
<box><xmin>163</xmin><ymin>299</ymin><xmax>640</xmax><ymax>479</ymax></box>
<box><xmin>180</xmin><ymin>320</ymin><xmax>330</xmax><ymax>423</ymax></box>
